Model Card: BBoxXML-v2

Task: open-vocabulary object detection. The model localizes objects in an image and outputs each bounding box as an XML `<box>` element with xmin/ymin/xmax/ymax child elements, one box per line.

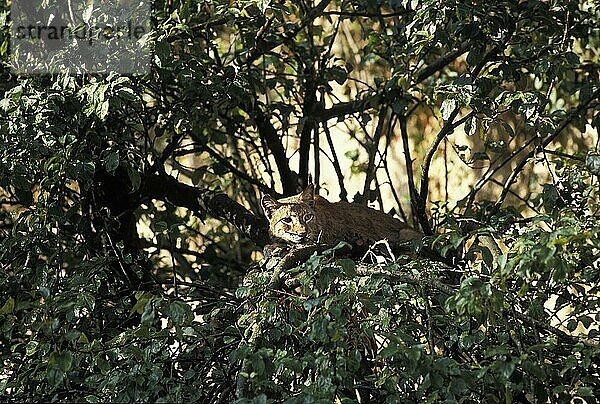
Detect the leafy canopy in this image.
<box><xmin>0</xmin><ymin>0</ymin><xmax>599</xmax><ymax>402</ymax></box>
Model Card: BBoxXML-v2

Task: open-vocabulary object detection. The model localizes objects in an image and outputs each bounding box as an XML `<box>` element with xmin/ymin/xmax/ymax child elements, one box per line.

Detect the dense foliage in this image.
<box><xmin>0</xmin><ymin>0</ymin><xmax>599</xmax><ymax>402</ymax></box>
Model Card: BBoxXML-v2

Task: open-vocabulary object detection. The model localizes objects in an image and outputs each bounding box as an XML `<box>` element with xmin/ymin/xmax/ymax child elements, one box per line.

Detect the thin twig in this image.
<box><xmin>494</xmin><ymin>88</ymin><xmax>600</xmax><ymax>209</ymax></box>
<box><xmin>323</xmin><ymin>122</ymin><xmax>348</xmax><ymax>202</ymax></box>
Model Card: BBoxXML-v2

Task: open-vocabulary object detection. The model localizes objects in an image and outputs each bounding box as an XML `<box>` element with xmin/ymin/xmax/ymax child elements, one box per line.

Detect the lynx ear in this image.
<box><xmin>300</xmin><ymin>184</ymin><xmax>315</xmax><ymax>207</ymax></box>
<box><xmin>261</xmin><ymin>194</ymin><xmax>281</xmax><ymax>219</ymax></box>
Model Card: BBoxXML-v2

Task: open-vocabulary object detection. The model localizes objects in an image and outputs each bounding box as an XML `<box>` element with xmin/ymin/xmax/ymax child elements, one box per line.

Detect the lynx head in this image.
<box><xmin>261</xmin><ymin>185</ymin><xmax>320</xmax><ymax>244</ymax></box>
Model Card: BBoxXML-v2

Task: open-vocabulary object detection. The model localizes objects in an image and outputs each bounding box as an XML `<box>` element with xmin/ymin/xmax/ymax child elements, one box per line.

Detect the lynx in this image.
<box><xmin>261</xmin><ymin>185</ymin><xmax>422</xmax><ymax>246</ymax></box>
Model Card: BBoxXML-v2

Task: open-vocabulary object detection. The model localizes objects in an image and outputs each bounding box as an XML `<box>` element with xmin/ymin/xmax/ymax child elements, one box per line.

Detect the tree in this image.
<box><xmin>0</xmin><ymin>0</ymin><xmax>599</xmax><ymax>401</ymax></box>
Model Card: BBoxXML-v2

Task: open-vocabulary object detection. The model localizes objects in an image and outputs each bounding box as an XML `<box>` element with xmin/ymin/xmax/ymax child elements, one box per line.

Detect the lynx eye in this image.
<box><xmin>281</xmin><ymin>217</ymin><xmax>293</xmax><ymax>225</ymax></box>
<box><xmin>304</xmin><ymin>213</ymin><xmax>314</xmax><ymax>222</ymax></box>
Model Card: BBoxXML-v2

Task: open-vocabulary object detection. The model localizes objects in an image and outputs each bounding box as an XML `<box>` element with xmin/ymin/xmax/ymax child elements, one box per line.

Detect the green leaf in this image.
<box><xmin>252</xmin><ymin>356</ymin><xmax>266</xmax><ymax>376</ymax></box>
<box><xmin>378</xmin><ymin>345</ymin><xmax>398</xmax><ymax>359</ymax></box>
<box><xmin>0</xmin><ymin>297</ymin><xmax>15</xmax><ymax>314</ymax></box>
<box><xmin>337</xmin><ymin>259</ymin><xmax>356</xmax><ymax>276</ymax></box>
<box><xmin>78</xmin><ymin>333</ymin><xmax>89</xmax><ymax>344</ymax></box>
<box><xmin>345</xmin><ymin>149</ymin><xmax>359</xmax><ymax>161</ymax></box>
<box><xmin>154</xmin><ymin>221</ymin><xmax>168</xmax><ymax>234</ymax></box>
<box><xmin>167</xmin><ymin>300</ymin><xmax>192</xmax><ymax>325</ymax></box>
<box><xmin>95</xmin><ymin>355</ymin><xmax>111</xmax><ymax>375</ymax></box>
<box><xmin>56</xmin><ymin>351</ymin><xmax>73</xmax><ymax>371</ymax></box>
<box><xmin>141</xmin><ymin>301</ymin><xmax>156</xmax><ymax>324</ymax></box>
<box><xmin>464</xmin><ymin>115</ymin><xmax>477</xmax><ymax>136</ymax></box>
<box><xmin>82</xmin><ymin>3</ymin><xmax>93</xmax><ymax>23</ymax></box>
<box><xmin>25</xmin><ymin>341</ymin><xmax>38</xmax><ymax>356</ymax></box>
<box><xmin>585</xmin><ymin>153</ymin><xmax>600</xmax><ymax>175</ymax></box>
<box><xmin>131</xmin><ymin>292</ymin><xmax>152</xmax><ymax>315</ymax></box>
<box><xmin>441</xmin><ymin>98</ymin><xmax>457</xmax><ymax>120</ymax></box>
<box><xmin>46</xmin><ymin>366</ymin><xmax>64</xmax><ymax>387</ymax></box>
<box><xmin>127</xmin><ymin>166</ymin><xmax>141</xmax><ymax>192</ymax></box>
<box><xmin>103</xmin><ymin>151</ymin><xmax>120</xmax><ymax>174</ymax></box>
<box><xmin>236</xmin><ymin>286</ymin><xmax>251</xmax><ymax>299</ymax></box>
<box><xmin>580</xmin><ymin>316</ymin><xmax>593</xmax><ymax>329</ymax></box>
<box><xmin>98</xmin><ymin>100</ymin><xmax>109</xmax><ymax>120</ymax></box>
<box><xmin>542</xmin><ymin>184</ymin><xmax>560</xmax><ymax>212</ymax></box>
<box><xmin>64</xmin><ymin>330</ymin><xmax>81</xmax><ymax>341</ymax></box>
<box><xmin>256</xmin><ymin>0</ymin><xmax>271</xmax><ymax>13</ymax></box>
<box><xmin>38</xmin><ymin>286</ymin><xmax>50</xmax><ymax>298</ymax></box>
<box><xmin>329</xmin><ymin>66</ymin><xmax>348</xmax><ymax>85</ymax></box>
<box><xmin>495</xmin><ymin>254</ymin><xmax>507</xmax><ymax>273</ymax></box>
<box><xmin>496</xmin><ymin>359</ymin><xmax>515</xmax><ymax>380</ymax></box>
<box><xmin>577</xmin><ymin>387</ymin><xmax>594</xmax><ymax>397</ymax></box>
<box><xmin>155</xmin><ymin>41</ymin><xmax>171</xmax><ymax>68</ymax></box>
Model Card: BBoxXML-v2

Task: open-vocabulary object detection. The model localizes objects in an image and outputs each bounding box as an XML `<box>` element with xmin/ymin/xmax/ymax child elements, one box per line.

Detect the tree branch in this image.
<box><xmin>399</xmin><ymin>115</ymin><xmax>419</xmax><ymax>224</ymax></box>
<box><xmin>494</xmin><ymin>88</ymin><xmax>600</xmax><ymax>209</ymax></box>
<box><xmin>299</xmin><ymin>68</ymin><xmax>319</xmax><ymax>187</ymax></box>
<box><xmin>415</xmin><ymin>41</ymin><xmax>472</xmax><ymax>83</ymax></box>
<box><xmin>193</xmin><ymin>142</ymin><xmax>275</xmax><ymax>194</ymax></box>
<box><xmin>322</xmin><ymin>122</ymin><xmax>348</xmax><ymax>201</ymax></box>
<box><xmin>241</xmin><ymin>0</ymin><xmax>333</xmax><ymax>67</ymax></box>
<box><xmin>143</xmin><ymin>172</ymin><xmax>270</xmax><ymax>247</ymax></box>
<box><xmin>319</xmin><ymin>93</ymin><xmax>383</xmax><ymax>121</ymax></box>
<box><xmin>249</xmin><ymin>106</ymin><xmax>297</xmax><ymax>196</ymax></box>
<box><xmin>322</xmin><ymin>10</ymin><xmax>409</xmax><ymax>18</ymax></box>
<box><xmin>362</xmin><ymin>106</ymin><xmax>388</xmax><ymax>202</ymax></box>
<box><xmin>417</xmin><ymin>108</ymin><xmax>464</xmax><ymax>235</ymax></box>
<box><xmin>318</xmin><ymin>42</ymin><xmax>471</xmax><ymax>121</ymax></box>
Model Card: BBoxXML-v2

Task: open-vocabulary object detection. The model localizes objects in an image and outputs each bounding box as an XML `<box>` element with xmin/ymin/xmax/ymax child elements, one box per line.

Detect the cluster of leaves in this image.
<box><xmin>1</xmin><ymin>0</ymin><xmax>599</xmax><ymax>402</ymax></box>
<box><xmin>232</xmin><ymin>214</ymin><xmax>599</xmax><ymax>402</ymax></box>
<box><xmin>236</xmin><ymin>247</ymin><xmax>461</xmax><ymax>402</ymax></box>
<box><xmin>0</xmin><ymin>254</ymin><xmax>238</xmax><ymax>401</ymax></box>
<box><xmin>3</xmin><ymin>200</ymin><xmax>598</xmax><ymax>402</ymax></box>
<box><xmin>231</xmin><ymin>150</ymin><xmax>600</xmax><ymax>403</ymax></box>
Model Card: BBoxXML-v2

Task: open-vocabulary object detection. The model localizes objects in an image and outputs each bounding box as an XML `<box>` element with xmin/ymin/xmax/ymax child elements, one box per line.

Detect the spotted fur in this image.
<box><xmin>261</xmin><ymin>185</ymin><xmax>422</xmax><ymax>245</ymax></box>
